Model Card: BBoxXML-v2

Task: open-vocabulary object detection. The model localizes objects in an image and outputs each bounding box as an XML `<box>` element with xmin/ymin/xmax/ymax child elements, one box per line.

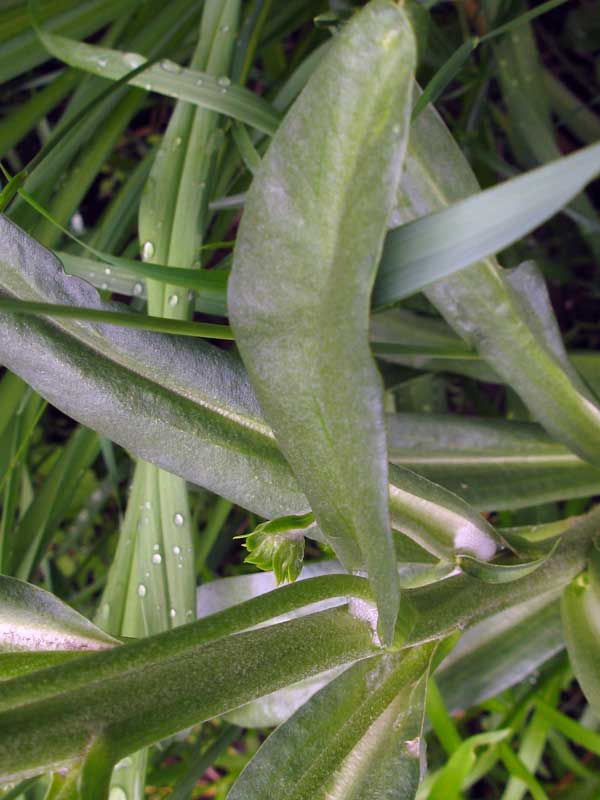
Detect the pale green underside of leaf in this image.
<box><xmin>228</xmin><ymin>644</ymin><xmax>435</xmax><ymax>800</ymax></box>
<box><xmin>0</xmin><ymin>575</ymin><xmax>117</xmax><ymax>653</ymax></box>
<box><xmin>229</xmin><ymin>0</ymin><xmax>417</xmax><ymax>643</ymax></box>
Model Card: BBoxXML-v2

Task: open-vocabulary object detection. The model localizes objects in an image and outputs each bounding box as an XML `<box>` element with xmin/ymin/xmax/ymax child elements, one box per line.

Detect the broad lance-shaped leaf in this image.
<box><xmin>390</xmin><ymin>89</ymin><xmax>600</xmax><ymax>468</ymax></box>
<box><xmin>0</xmin><ymin>213</ymin><xmax>306</xmax><ymax>519</ymax></box>
<box><xmin>228</xmin><ymin>642</ymin><xmax>441</xmax><ymax>800</ymax></box>
<box><xmin>229</xmin><ymin>0</ymin><xmax>417</xmax><ymax>644</ymax></box>
<box><xmin>561</xmin><ymin>544</ymin><xmax>600</xmax><ymax>717</ymax></box>
<box><xmin>0</xmin><ymin>215</ymin><xmax>500</xmax><ymax>562</ymax></box>
<box><xmin>0</xmin><ymin>575</ymin><xmax>117</xmax><ymax>653</ymax></box>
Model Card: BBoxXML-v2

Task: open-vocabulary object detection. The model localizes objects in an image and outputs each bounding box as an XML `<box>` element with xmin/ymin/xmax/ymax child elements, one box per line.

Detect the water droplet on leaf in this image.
<box><xmin>142</xmin><ymin>241</ymin><xmax>155</xmax><ymax>261</ymax></box>
<box><xmin>123</xmin><ymin>52</ymin><xmax>145</xmax><ymax>69</ymax></box>
<box><xmin>161</xmin><ymin>59</ymin><xmax>182</xmax><ymax>73</ymax></box>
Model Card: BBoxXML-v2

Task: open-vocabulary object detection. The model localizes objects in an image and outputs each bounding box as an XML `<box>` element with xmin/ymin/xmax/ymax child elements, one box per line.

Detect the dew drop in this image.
<box><xmin>144</xmin><ymin>500</ymin><xmax>152</xmax><ymax>510</ymax></box>
<box><xmin>152</xmin><ymin>553</ymin><xmax>162</xmax><ymax>565</ymax></box>
<box><xmin>104</xmin><ymin>267</ymin><xmax>112</xmax><ymax>276</ymax></box>
<box><xmin>142</xmin><ymin>240</ymin><xmax>155</xmax><ymax>261</ymax></box>
<box><xmin>217</xmin><ymin>76</ymin><xmax>231</xmax><ymax>92</ymax></box>
<box><xmin>220</xmin><ymin>24</ymin><xmax>230</xmax><ymax>33</ymax></box>
<box><xmin>124</xmin><ymin>52</ymin><xmax>145</xmax><ymax>69</ymax></box>
<box><xmin>173</xmin><ymin>512</ymin><xmax>184</xmax><ymax>527</ymax></box>
<box><xmin>196</xmin><ymin>78</ymin><xmax>204</xmax><ymax>86</ymax></box>
<box><xmin>169</xmin><ymin>608</ymin><xmax>177</xmax><ymax>619</ymax></box>
<box><xmin>173</xmin><ymin>544</ymin><xmax>182</xmax><ymax>555</ymax></box>
<box><xmin>185</xmin><ymin>609</ymin><xmax>193</xmax><ymax>618</ymax></box>
<box><xmin>161</xmin><ymin>59</ymin><xmax>182</xmax><ymax>73</ymax></box>
<box><xmin>100</xmin><ymin>282</ymin><xmax>108</xmax><ymax>290</ymax></box>
<box><xmin>392</xmin><ymin>124</ymin><xmax>401</xmax><ymax>135</ymax></box>
<box><xmin>70</xmin><ymin>211</ymin><xmax>85</xmax><ymax>234</ymax></box>
<box><xmin>133</xmin><ymin>281</ymin><xmax>144</xmax><ymax>296</ymax></box>
<box><xmin>137</xmin><ymin>583</ymin><xmax>147</xmax><ymax>598</ymax></box>
<box><xmin>153</xmin><ymin>543</ymin><xmax>160</xmax><ymax>551</ymax></box>
<box><xmin>168</xmin><ymin>293</ymin><xmax>179</xmax><ymax>307</ymax></box>
<box><xmin>173</xmin><ymin>136</ymin><xmax>182</xmax><ymax>149</ymax></box>
<box><xmin>97</xmin><ymin>56</ymin><xmax>108</xmax><ymax>68</ymax></box>
<box><xmin>109</xmin><ymin>788</ymin><xmax>128</xmax><ymax>800</ymax></box>
<box><xmin>114</xmin><ymin>757</ymin><xmax>132</xmax><ymax>770</ymax></box>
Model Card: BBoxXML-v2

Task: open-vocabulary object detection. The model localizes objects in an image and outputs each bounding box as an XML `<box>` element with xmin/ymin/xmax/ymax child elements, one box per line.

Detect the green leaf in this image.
<box><xmin>0</xmin><ymin>213</ymin><xmax>307</xmax><ymax>520</ymax></box>
<box><xmin>390</xmin><ymin>96</ymin><xmax>600</xmax><ymax>468</ymax></box>
<box><xmin>375</xmin><ymin>141</ymin><xmax>600</xmax><ymax>306</ymax></box>
<box><xmin>197</xmin><ymin>561</ymin><xmax>359</xmax><ymax>729</ymax></box>
<box><xmin>58</xmin><ymin>250</ymin><xmax>229</xmax><ymax>318</ymax></box>
<box><xmin>534</xmin><ymin>701</ymin><xmax>600</xmax><ymax>757</ymax></box>
<box><xmin>561</xmin><ymin>545</ymin><xmax>600</xmax><ymax>717</ymax></box>
<box><xmin>0</xmin><ymin>506</ymin><xmax>598</xmax><ymax>785</ymax></box>
<box><xmin>487</xmin><ymin>2</ymin><xmax>600</xmax><ymax>260</ymax></box>
<box><xmin>0</xmin><ymin>592</ymin><xmax>377</xmax><ymax>784</ymax></box>
<box><xmin>229</xmin><ymin>0</ymin><xmax>416</xmax><ymax>644</ymax></box>
<box><xmin>0</xmin><ymin>574</ymin><xmax>118</xmax><ymax>653</ymax></box>
<box><xmin>404</xmin><ymin>507</ymin><xmax>600</xmax><ymax>651</ymax></box>
<box><xmin>228</xmin><ymin>642</ymin><xmax>439</xmax><ymax>800</ymax></box>
<box><xmin>6</xmin><ymin>424</ymin><xmax>99</xmax><ymax>580</ymax></box>
<box><xmin>0</xmin><ymin>215</ymin><xmax>507</xmax><ymax>562</ymax></box>
<box><xmin>386</xmin><ymin>412</ymin><xmax>600</xmax><ymax>511</ymax></box>
<box><xmin>0</xmin><ymin>0</ymin><xmax>140</xmax><ymax>83</ymax></box>
<box><xmin>34</xmin><ymin>23</ymin><xmax>280</xmax><ymax>135</ymax></box>
<box><xmin>428</xmin><ymin>730</ymin><xmax>512</xmax><ymax>800</ymax></box>
<box><xmin>412</xmin><ymin>38</ymin><xmax>479</xmax><ymax>121</ymax></box>
<box><xmin>458</xmin><ymin>540</ymin><xmax>560</xmax><ymax>585</ymax></box>
<box><xmin>0</xmin><ymin>295</ymin><xmax>233</xmax><ymax>339</ymax></box>
<box><xmin>389</xmin><ymin>464</ymin><xmax>502</xmax><ymax>560</ymax></box>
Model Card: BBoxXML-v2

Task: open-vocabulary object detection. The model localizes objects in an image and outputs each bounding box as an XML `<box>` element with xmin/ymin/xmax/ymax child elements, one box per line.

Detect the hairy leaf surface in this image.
<box><xmin>229</xmin><ymin>0</ymin><xmax>416</xmax><ymax>642</ymax></box>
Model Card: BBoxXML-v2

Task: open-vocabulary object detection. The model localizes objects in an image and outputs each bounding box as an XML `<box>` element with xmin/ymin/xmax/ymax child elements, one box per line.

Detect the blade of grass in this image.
<box><xmin>0</xmin><ymin>297</ymin><xmax>234</xmax><ymax>339</ymax></box>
